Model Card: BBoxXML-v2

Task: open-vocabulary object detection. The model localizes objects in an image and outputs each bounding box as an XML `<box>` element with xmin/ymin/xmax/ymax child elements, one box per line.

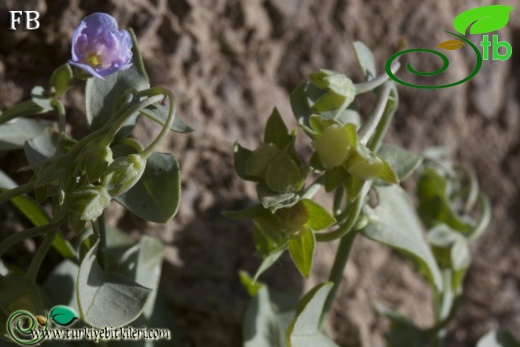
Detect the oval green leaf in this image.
<box><xmin>362</xmin><ymin>185</ymin><xmax>443</xmax><ymax>291</ymax></box>
<box><xmin>116</xmin><ymin>152</ymin><xmax>181</xmax><ymax>223</ymax></box>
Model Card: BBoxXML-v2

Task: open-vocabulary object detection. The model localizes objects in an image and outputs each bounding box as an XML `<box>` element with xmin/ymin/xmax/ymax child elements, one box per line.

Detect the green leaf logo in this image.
<box><xmin>49</xmin><ymin>306</ymin><xmax>78</xmax><ymax>326</ymax></box>
<box><xmin>453</xmin><ymin>5</ymin><xmax>514</xmax><ymax>35</ymax></box>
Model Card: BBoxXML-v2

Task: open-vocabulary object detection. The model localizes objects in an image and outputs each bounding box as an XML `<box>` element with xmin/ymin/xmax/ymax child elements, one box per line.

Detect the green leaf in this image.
<box><xmin>377</xmin><ymin>144</ymin><xmax>423</xmax><ymax>182</ymax></box>
<box><xmin>428</xmin><ymin>224</ymin><xmax>470</xmax><ymax>270</ymax></box>
<box><xmin>30</xmin><ymin>86</ymin><xmax>54</xmax><ymax>111</ymax></box>
<box><xmin>375</xmin><ymin>304</ymin><xmax>429</xmax><ymax>347</ymax></box>
<box><xmin>290</xmin><ymin>83</ymin><xmax>321</xmax><ymax>128</ymax></box>
<box><xmin>85</xmin><ymin>29</ymin><xmax>150</xmax><ymax>132</ymax></box>
<box><xmin>43</xmin><ymin>259</ymin><xmax>80</xmax><ymax>309</ymax></box>
<box><xmin>0</xmin><ymin>119</ymin><xmax>54</xmax><ymax>151</ymax></box>
<box><xmin>49</xmin><ymin>306</ymin><xmax>78</xmax><ymax>326</ymax></box>
<box><xmin>300</xmin><ymin>199</ymin><xmax>335</xmax><ymax>231</ymax></box>
<box><xmin>288</xmin><ymin>226</ymin><xmax>316</xmax><ymax>278</ymax></box>
<box><xmin>49</xmin><ymin>64</ymin><xmax>73</xmax><ymax>97</ymax></box>
<box><xmin>453</xmin><ymin>5</ymin><xmax>514</xmax><ymax>35</ymax></box>
<box><xmin>363</xmin><ymin>185</ymin><xmax>443</xmax><ymax>291</ymax></box>
<box><xmin>0</xmin><ymin>100</ymin><xmax>49</xmax><ymax>126</ymax></box>
<box><xmin>243</xmin><ymin>286</ymin><xmax>296</xmax><ymax>347</ymax></box>
<box><xmin>234</xmin><ymin>142</ymin><xmax>259</xmax><ymax>181</ymax></box>
<box><xmin>286</xmin><ymin>282</ymin><xmax>338</xmax><ymax>347</ymax></box>
<box><xmin>253</xmin><ymin>248</ymin><xmax>285</xmax><ymax>281</ymax></box>
<box><xmin>112</xmin><ymin>236</ymin><xmax>164</xmax><ymax>321</ymax></box>
<box><xmin>476</xmin><ymin>330</ymin><xmax>520</xmax><ymax>347</ymax></box>
<box><xmin>352</xmin><ymin>41</ymin><xmax>377</xmax><ymax>81</ymax></box>
<box><xmin>347</xmin><ymin>144</ymin><xmax>398</xmax><ymax>184</ymax></box>
<box><xmin>417</xmin><ymin>167</ymin><xmax>473</xmax><ymax>234</ymax></box>
<box><xmin>264</xmin><ymin>108</ymin><xmax>290</xmax><ymax>149</ymax></box>
<box><xmin>77</xmin><ymin>240</ymin><xmax>151</xmax><ymax>328</ymax></box>
<box><xmin>324</xmin><ymin>166</ymin><xmax>348</xmax><ymax>192</ymax></box>
<box><xmin>239</xmin><ymin>271</ymin><xmax>263</xmax><ymax>297</ymax></box>
<box><xmin>344</xmin><ymin>175</ymin><xmax>365</xmax><ymax>202</ymax></box>
<box><xmin>0</xmin><ymin>170</ymin><xmax>76</xmax><ymax>262</ymax></box>
<box><xmin>24</xmin><ymin>127</ymin><xmax>58</xmax><ymax>165</ymax></box>
<box><xmin>246</xmin><ymin>144</ymin><xmax>281</xmax><ymax>179</ymax></box>
<box><xmin>139</xmin><ymin>104</ymin><xmax>194</xmax><ymax>134</ymax></box>
<box><xmin>116</xmin><ymin>152</ymin><xmax>180</xmax><ymax>223</ymax></box>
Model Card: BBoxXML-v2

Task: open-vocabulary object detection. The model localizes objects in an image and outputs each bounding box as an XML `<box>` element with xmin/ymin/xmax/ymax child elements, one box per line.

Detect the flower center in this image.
<box><xmin>87</xmin><ymin>53</ymin><xmax>101</xmax><ymax>68</ymax></box>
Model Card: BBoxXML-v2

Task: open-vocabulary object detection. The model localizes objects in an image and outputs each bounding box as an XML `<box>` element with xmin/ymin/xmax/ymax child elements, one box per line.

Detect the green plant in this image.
<box><xmin>225</xmin><ymin>42</ymin><xmax>512</xmax><ymax>347</ymax></box>
<box><xmin>0</xmin><ymin>13</ymin><xmax>190</xmax><ymax>346</ymax></box>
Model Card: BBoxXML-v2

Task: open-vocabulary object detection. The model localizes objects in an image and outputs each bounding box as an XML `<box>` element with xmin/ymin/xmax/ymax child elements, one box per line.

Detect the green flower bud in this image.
<box><xmin>245</xmin><ymin>143</ymin><xmax>280</xmax><ymax>179</ymax></box>
<box><xmin>274</xmin><ymin>201</ymin><xmax>309</xmax><ymax>236</ymax></box>
<box><xmin>69</xmin><ymin>185</ymin><xmax>111</xmax><ymax>221</ymax></box>
<box><xmin>104</xmin><ymin>154</ymin><xmax>146</xmax><ymax>196</ymax></box>
<box><xmin>79</xmin><ymin>141</ymin><xmax>114</xmax><ymax>182</ymax></box>
<box><xmin>265</xmin><ymin>152</ymin><xmax>303</xmax><ymax>193</ymax></box>
<box><xmin>312</xmin><ymin>124</ymin><xmax>354</xmax><ymax>169</ymax></box>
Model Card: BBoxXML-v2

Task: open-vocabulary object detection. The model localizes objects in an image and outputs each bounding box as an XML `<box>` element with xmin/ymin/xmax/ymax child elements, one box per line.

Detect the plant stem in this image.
<box><xmin>367</xmin><ymin>83</ymin><xmax>399</xmax><ymax>152</ymax></box>
<box><xmin>302</xmin><ymin>176</ymin><xmax>324</xmax><ymax>199</ymax></box>
<box><xmin>359</xmin><ymin>82</ymin><xmax>392</xmax><ymax>144</ymax></box>
<box><xmin>315</xmin><ymin>182</ymin><xmax>369</xmax><ymax>242</ymax></box>
<box><xmin>320</xmin><ymin>228</ymin><xmax>358</xmax><ymax>326</ymax></box>
<box><xmin>26</xmin><ymin>227</ymin><xmax>59</xmax><ymax>282</ymax></box>
<box><xmin>93</xmin><ymin>212</ymin><xmax>108</xmax><ymax>271</ymax></box>
<box><xmin>0</xmin><ymin>221</ymin><xmax>62</xmax><ymax>259</ymax></box>
<box><xmin>354</xmin><ymin>62</ymin><xmax>400</xmax><ymax>95</ymax></box>
<box><xmin>0</xmin><ymin>182</ymin><xmax>35</xmax><ymax>206</ymax></box>
<box><xmin>141</xmin><ymin>87</ymin><xmax>176</xmax><ymax>158</ymax></box>
<box><xmin>51</xmin><ymin>99</ymin><xmax>66</xmax><ymax>135</ymax></box>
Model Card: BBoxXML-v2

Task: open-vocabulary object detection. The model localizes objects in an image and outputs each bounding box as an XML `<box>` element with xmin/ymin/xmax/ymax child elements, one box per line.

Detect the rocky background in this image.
<box><xmin>0</xmin><ymin>0</ymin><xmax>519</xmax><ymax>346</ymax></box>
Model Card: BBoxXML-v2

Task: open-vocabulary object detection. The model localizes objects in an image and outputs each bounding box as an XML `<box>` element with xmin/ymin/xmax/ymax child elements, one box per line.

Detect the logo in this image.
<box><xmin>5</xmin><ymin>306</ymin><xmax>171</xmax><ymax>346</ymax></box>
<box><xmin>6</xmin><ymin>306</ymin><xmax>78</xmax><ymax>345</ymax></box>
<box><xmin>386</xmin><ymin>5</ymin><xmax>514</xmax><ymax>89</ymax></box>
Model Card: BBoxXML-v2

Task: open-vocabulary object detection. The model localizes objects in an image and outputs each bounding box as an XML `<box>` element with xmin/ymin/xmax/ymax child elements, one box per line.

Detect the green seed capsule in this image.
<box><xmin>275</xmin><ymin>201</ymin><xmax>309</xmax><ymax>236</ymax></box>
<box><xmin>69</xmin><ymin>185</ymin><xmax>111</xmax><ymax>221</ymax></box>
<box><xmin>265</xmin><ymin>152</ymin><xmax>303</xmax><ymax>193</ymax></box>
<box><xmin>79</xmin><ymin>141</ymin><xmax>113</xmax><ymax>183</ymax></box>
<box><xmin>104</xmin><ymin>154</ymin><xmax>146</xmax><ymax>197</ymax></box>
<box><xmin>312</xmin><ymin>125</ymin><xmax>354</xmax><ymax>169</ymax></box>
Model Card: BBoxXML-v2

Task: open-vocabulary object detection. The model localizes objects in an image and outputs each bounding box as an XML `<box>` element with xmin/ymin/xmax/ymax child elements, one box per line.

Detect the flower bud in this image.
<box><xmin>104</xmin><ymin>154</ymin><xmax>146</xmax><ymax>196</ymax></box>
<box><xmin>312</xmin><ymin>124</ymin><xmax>354</xmax><ymax>169</ymax></box>
<box><xmin>79</xmin><ymin>141</ymin><xmax>113</xmax><ymax>183</ymax></box>
<box><xmin>275</xmin><ymin>201</ymin><xmax>309</xmax><ymax>236</ymax></box>
<box><xmin>69</xmin><ymin>185</ymin><xmax>111</xmax><ymax>221</ymax></box>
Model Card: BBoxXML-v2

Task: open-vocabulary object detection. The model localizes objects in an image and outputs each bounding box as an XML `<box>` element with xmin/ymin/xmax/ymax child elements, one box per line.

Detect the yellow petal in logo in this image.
<box><xmin>437</xmin><ymin>39</ymin><xmax>465</xmax><ymax>50</ymax></box>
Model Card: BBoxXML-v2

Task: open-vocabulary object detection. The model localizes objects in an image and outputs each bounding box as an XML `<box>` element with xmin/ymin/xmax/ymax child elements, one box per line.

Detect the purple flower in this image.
<box><xmin>69</xmin><ymin>13</ymin><xmax>132</xmax><ymax>79</ymax></box>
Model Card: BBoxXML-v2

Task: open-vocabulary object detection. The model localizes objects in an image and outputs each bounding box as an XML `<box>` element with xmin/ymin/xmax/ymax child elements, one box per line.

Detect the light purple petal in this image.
<box><xmin>70</xmin><ymin>12</ymin><xmax>133</xmax><ymax>79</ymax></box>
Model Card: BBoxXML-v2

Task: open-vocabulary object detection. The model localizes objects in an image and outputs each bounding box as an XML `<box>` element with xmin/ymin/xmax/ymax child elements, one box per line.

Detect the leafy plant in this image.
<box><xmin>0</xmin><ymin>12</ymin><xmax>189</xmax><ymax>346</ymax></box>
<box><xmin>226</xmin><ymin>42</ymin><xmax>506</xmax><ymax>346</ymax></box>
